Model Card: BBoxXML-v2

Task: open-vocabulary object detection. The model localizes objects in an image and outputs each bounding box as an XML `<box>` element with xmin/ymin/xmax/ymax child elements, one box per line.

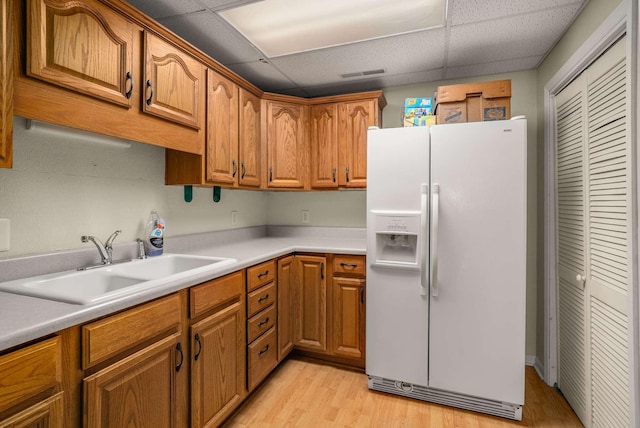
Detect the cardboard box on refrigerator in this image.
<box><xmin>435</xmin><ymin>80</ymin><xmax>511</xmax><ymax>124</ymax></box>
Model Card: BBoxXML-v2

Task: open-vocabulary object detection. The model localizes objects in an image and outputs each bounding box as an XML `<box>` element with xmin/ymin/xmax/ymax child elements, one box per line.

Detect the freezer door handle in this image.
<box><xmin>430</xmin><ymin>184</ymin><xmax>440</xmax><ymax>297</ymax></box>
<box><xmin>420</xmin><ymin>183</ymin><xmax>429</xmax><ymax>296</ymax></box>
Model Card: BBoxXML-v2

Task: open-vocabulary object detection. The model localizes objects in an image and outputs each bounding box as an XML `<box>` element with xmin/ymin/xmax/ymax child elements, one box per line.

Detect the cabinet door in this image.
<box><xmin>191</xmin><ymin>301</ymin><xmax>245</xmax><ymax>428</ymax></box>
<box><xmin>84</xmin><ymin>334</ymin><xmax>182</xmax><ymax>428</ymax></box>
<box><xmin>332</xmin><ymin>277</ymin><xmax>365</xmax><ymax>361</ymax></box>
<box><xmin>206</xmin><ymin>69</ymin><xmax>238</xmax><ymax>185</ymax></box>
<box><xmin>0</xmin><ymin>392</ymin><xmax>64</xmax><ymax>428</ymax></box>
<box><xmin>310</xmin><ymin>104</ymin><xmax>338</xmax><ymax>188</ymax></box>
<box><xmin>0</xmin><ymin>0</ymin><xmax>12</xmax><ymax>169</ymax></box>
<box><xmin>27</xmin><ymin>0</ymin><xmax>135</xmax><ymax>108</ymax></box>
<box><xmin>143</xmin><ymin>32</ymin><xmax>204</xmax><ymax>129</ymax></box>
<box><xmin>294</xmin><ymin>256</ymin><xmax>327</xmax><ymax>352</ymax></box>
<box><xmin>238</xmin><ymin>88</ymin><xmax>261</xmax><ymax>187</ymax></box>
<box><xmin>266</xmin><ymin>101</ymin><xmax>307</xmax><ymax>188</ymax></box>
<box><xmin>338</xmin><ymin>99</ymin><xmax>378</xmax><ymax>188</ymax></box>
<box><xmin>277</xmin><ymin>256</ymin><xmax>295</xmax><ymax>361</ymax></box>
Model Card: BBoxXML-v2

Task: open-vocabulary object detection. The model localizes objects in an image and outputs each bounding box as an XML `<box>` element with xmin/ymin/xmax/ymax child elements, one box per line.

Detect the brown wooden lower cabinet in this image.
<box><xmin>191</xmin><ymin>301</ymin><xmax>245</xmax><ymax>428</ymax></box>
<box><xmin>84</xmin><ymin>333</ymin><xmax>182</xmax><ymax>428</ymax></box>
<box><xmin>291</xmin><ymin>254</ymin><xmax>366</xmax><ymax>368</ymax></box>
<box><xmin>277</xmin><ymin>255</ymin><xmax>295</xmax><ymax>361</ymax></box>
<box><xmin>189</xmin><ymin>271</ymin><xmax>246</xmax><ymax>428</ymax></box>
<box><xmin>0</xmin><ymin>337</ymin><xmax>63</xmax><ymax>427</ymax></box>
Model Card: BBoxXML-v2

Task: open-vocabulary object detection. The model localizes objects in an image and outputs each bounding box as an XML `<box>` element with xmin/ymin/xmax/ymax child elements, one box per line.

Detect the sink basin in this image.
<box><xmin>0</xmin><ymin>254</ymin><xmax>236</xmax><ymax>305</ymax></box>
<box><xmin>111</xmin><ymin>254</ymin><xmax>234</xmax><ymax>280</ymax></box>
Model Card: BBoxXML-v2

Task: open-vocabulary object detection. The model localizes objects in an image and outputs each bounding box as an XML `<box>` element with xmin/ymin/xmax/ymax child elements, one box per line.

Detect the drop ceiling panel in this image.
<box><xmin>451</xmin><ymin>0</ymin><xmax>585</xmax><ymax>26</ymax></box>
<box><xmin>270</xmin><ymin>29</ymin><xmax>445</xmax><ymax>87</ymax></box>
<box><xmin>445</xmin><ymin>56</ymin><xmax>541</xmax><ymax>80</ymax></box>
<box><xmin>125</xmin><ymin>0</ymin><xmax>204</xmax><ymax>19</ymax></box>
<box><xmin>227</xmin><ymin>61</ymin><xmax>298</xmax><ymax>92</ymax></box>
<box><xmin>157</xmin><ymin>11</ymin><xmax>262</xmax><ymax>64</ymax></box>
<box><xmin>301</xmin><ymin>69</ymin><xmax>446</xmax><ymax>97</ymax></box>
<box><xmin>447</xmin><ymin>3</ymin><xmax>583</xmax><ymax>67</ymax></box>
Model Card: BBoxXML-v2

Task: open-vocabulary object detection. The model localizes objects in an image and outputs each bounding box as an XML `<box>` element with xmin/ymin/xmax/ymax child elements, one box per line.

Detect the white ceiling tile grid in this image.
<box><xmin>124</xmin><ymin>0</ymin><xmax>588</xmax><ymax>95</ymax></box>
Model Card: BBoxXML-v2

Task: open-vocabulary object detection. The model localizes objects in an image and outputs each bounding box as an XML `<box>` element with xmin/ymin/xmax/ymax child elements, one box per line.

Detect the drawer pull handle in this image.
<box><xmin>194</xmin><ymin>333</ymin><xmax>202</xmax><ymax>361</ymax></box>
<box><xmin>258</xmin><ymin>344</ymin><xmax>270</xmax><ymax>356</ymax></box>
<box><xmin>340</xmin><ymin>262</ymin><xmax>358</xmax><ymax>268</ymax></box>
<box><xmin>258</xmin><ymin>294</ymin><xmax>270</xmax><ymax>303</ymax></box>
<box><xmin>257</xmin><ymin>270</ymin><xmax>269</xmax><ymax>278</ymax></box>
<box><xmin>175</xmin><ymin>342</ymin><xmax>184</xmax><ymax>372</ymax></box>
<box><xmin>258</xmin><ymin>317</ymin><xmax>270</xmax><ymax>327</ymax></box>
<box><xmin>320</xmin><ymin>262</ymin><xmax>324</xmax><ymax>280</ymax></box>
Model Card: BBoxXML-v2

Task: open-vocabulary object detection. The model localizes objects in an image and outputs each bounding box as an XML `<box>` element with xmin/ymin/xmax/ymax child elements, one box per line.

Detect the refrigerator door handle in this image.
<box><xmin>430</xmin><ymin>184</ymin><xmax>440</xmax><ymax>297</ymax></box>
<box><xmin>420</xmin><ymin>183</ymin><xmax>429</xmax><ymax>296</ymax></box>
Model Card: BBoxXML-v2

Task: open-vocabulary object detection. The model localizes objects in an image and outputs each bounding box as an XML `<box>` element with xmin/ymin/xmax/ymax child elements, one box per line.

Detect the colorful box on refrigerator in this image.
<box><xmin>404</xmin><ymin>98</ymin><xmax>435</xmax><ymax>127</ymax></box>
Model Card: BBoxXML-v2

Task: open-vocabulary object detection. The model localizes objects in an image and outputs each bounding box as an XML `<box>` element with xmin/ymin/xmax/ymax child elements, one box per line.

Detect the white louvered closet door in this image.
<box><xmin>555</xmin><ymin>37</ymin><xmax>632</xmax><ymax>428</ymax></box>
<box><xmin>556</xmin><ymin>72</ymin><xmax>589</xmax><ymax>426</ymax></box>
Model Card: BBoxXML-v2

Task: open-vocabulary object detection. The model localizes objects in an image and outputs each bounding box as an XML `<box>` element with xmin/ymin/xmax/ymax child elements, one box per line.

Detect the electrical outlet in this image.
<box><xmin>0</xmin><ymin>218</ymin><xmax>9</xmax><ymax>252</ymax></box>
<box><xmin>301</xmin><ymin>210</ymin><xmax>310</xmax><ymax>223</ymax></box>
<box><xmin>231</xmin><ymin>211</ymin><xmax>238</xmax><ymax>226</ymax></box>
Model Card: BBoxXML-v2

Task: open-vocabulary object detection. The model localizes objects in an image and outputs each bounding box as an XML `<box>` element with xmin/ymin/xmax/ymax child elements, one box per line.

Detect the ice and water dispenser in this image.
<box><xmin>369</xmin><ymin>211</ymin><xmax>423</xmax><ymax>269</ymax></box>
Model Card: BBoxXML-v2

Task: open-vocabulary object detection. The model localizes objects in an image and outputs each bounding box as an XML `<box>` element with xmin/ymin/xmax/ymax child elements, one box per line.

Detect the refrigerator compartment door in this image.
<box><xmin>427</xmin><ymin>120</ymin><xmax>527</xmax><ymax>405</ymax></box>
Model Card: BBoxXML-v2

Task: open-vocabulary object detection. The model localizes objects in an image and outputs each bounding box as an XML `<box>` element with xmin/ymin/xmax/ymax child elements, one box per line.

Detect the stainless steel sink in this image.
<box><xmin>0</xmin><ymin>254</ymin><xmax>236</xmax><ymax>305</ymax></box>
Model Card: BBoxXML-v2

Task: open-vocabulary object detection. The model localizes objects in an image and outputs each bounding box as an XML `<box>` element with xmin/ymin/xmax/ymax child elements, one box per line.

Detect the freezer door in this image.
<box><xmin>428</xmin><ymin>120</ymin><xmax>527</xmax><ymax>405</ymax></box>
<box><xmin>366</xmin><ymin>126</ymin><xmax>430</xmax><ymax>386</ymax></box>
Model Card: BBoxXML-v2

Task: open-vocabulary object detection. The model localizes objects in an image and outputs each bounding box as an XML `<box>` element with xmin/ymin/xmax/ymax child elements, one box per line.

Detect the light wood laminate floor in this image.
<box><xmin>224</xmin><ymin>357</ymin><xmax>582</xmax><ymax>427</ymax></box>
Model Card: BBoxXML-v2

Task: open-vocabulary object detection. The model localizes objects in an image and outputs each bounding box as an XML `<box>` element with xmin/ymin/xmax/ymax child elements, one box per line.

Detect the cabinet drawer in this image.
<box><xmin>247</xmin><ymin>282</ymin><xmax>276</xmax><ymax>318</ymax></box>
<box><xmin>333</xmin><ymin>255</ymin><xmax>366</xmax><ymax>277</ymax></box>
<box><xmin>247</xmin><ymin>304</ymin><xmax>276</xmax><ymax>344</ymax></box>
<box><xmin>82</xmin><ymin>294</ymin><xmax>182</xmax><ymax>369</ymax></box>
<box><xmin>0</xmin><ymin>337</ymin><xmax>61</xmax><ymax>413</ymax></box>
<box><xmin>190</xmin><ymin>271</ymin><xmax>244</xmax><ymax>318</ymax></box>
<box><xmin>247</xmin><ymin>260</ymin><xmax>276</xmax><ymax>292</ymax></box>
<box><xmin>247</xmin><ymin>327</ymin><xmax>277</xmax><ymax>391</ymax></box>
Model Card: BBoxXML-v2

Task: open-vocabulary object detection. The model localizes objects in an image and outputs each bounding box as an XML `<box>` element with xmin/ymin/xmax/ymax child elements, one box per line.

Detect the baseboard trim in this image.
<box><xmin>534</xmin><ymin>357</ymin><xmax>545</xmax><ymax>381</ymax></box>
<box><xmin>525</xmin><ymin>355</ymin><xmax>536</xmax><ymax>366</ymax></box>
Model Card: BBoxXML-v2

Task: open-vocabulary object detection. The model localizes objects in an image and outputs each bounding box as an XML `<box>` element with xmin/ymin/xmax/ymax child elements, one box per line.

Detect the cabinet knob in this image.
<box><xmin>576</xmin><ymin>274</ymin><xmax>586</xmax><ymax>284</ymax></box>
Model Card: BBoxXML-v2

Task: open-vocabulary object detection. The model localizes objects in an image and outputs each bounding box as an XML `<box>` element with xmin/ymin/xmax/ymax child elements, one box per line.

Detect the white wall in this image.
<box><xmin>0</xmin><ymin>117</ymin><xmax>267</xmax><ymax>259</ymax></box>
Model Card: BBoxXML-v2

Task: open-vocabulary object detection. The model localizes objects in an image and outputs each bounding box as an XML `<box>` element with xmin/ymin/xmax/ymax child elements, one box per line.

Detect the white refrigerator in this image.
<box><xmin>366</xmin><ymin>120</ymin><xmax>527</xmax><ymax>420</ymax></box>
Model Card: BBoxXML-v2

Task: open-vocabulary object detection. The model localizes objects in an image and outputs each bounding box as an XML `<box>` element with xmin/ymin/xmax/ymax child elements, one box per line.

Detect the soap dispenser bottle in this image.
<box><xmin>144</xmin><ymin>210</ymin><xmax>165</xmax><ymax>256</ymax></box>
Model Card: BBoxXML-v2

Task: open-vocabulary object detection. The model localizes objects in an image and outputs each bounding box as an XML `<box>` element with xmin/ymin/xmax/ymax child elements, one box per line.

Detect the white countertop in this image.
<box><xmin>0</xmin><ymin>228</ymin><xmax>365</xmax><ymax>352</ymax></box>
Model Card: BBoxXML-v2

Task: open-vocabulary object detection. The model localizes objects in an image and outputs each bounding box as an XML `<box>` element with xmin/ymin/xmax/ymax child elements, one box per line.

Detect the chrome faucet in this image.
<box><xmin>81</xmin><ymin>230</ymin><xmax>122</xmax><ymax>266</ymax></box>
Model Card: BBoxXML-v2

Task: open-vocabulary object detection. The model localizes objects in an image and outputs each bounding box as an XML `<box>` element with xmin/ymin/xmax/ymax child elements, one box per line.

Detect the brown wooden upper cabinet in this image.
<box><xmin>264</xmin><ymin>99</ymin><xmax>308</xmax><ymax>189</ymax></box>
<box><xmin>165</xmin><ymin>69</ymin><xmax>261</xmax><ymax>188</ymax></box>
<box><xmin>238</xmin><ymin>88</ymin><xmax>262</xmax><ymax>187</ymax></box>
<box><xmin>26</xmin><ymin>0</ymin><xmax>135</xmax><ymax>108</ymax></box>
<box><xmin>205</xmin><ymin>69</ymin><xmax>260</xmax><ymax>187</ymax></box>
<box><xmin>0</xmin><ymin>0</ymin><xmax>12</xmax><ymax>169</ymax></box>
<box><xmin>309</xmin><ymin>92</ymin><xmax>385</xmax><ymax>189</ymax></box>
<box><xmin>310</xmin><ymin>104</ymin><xmax>339</xmax><ymax>188</ymax></box>
<box><xmin>143</xmin><ymin>31</ymin><xmax>204</xmax><ymax>129</ymax></box>
<box><xmin>337</xmin><ymin>98</ymin><xmax>381</xmax><ymax>188</ymax></box>
<box><xmin>19</xmin><ymin>0</ymin><xmax>205</xmax><ymax>155</ymax></box>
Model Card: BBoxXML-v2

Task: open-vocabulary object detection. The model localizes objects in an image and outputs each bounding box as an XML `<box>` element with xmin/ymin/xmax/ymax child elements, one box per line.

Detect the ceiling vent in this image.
<box><xmin>340</xmin><ymin>69</ymin><xmax>385</xmax><ymax>79</ymax></box>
